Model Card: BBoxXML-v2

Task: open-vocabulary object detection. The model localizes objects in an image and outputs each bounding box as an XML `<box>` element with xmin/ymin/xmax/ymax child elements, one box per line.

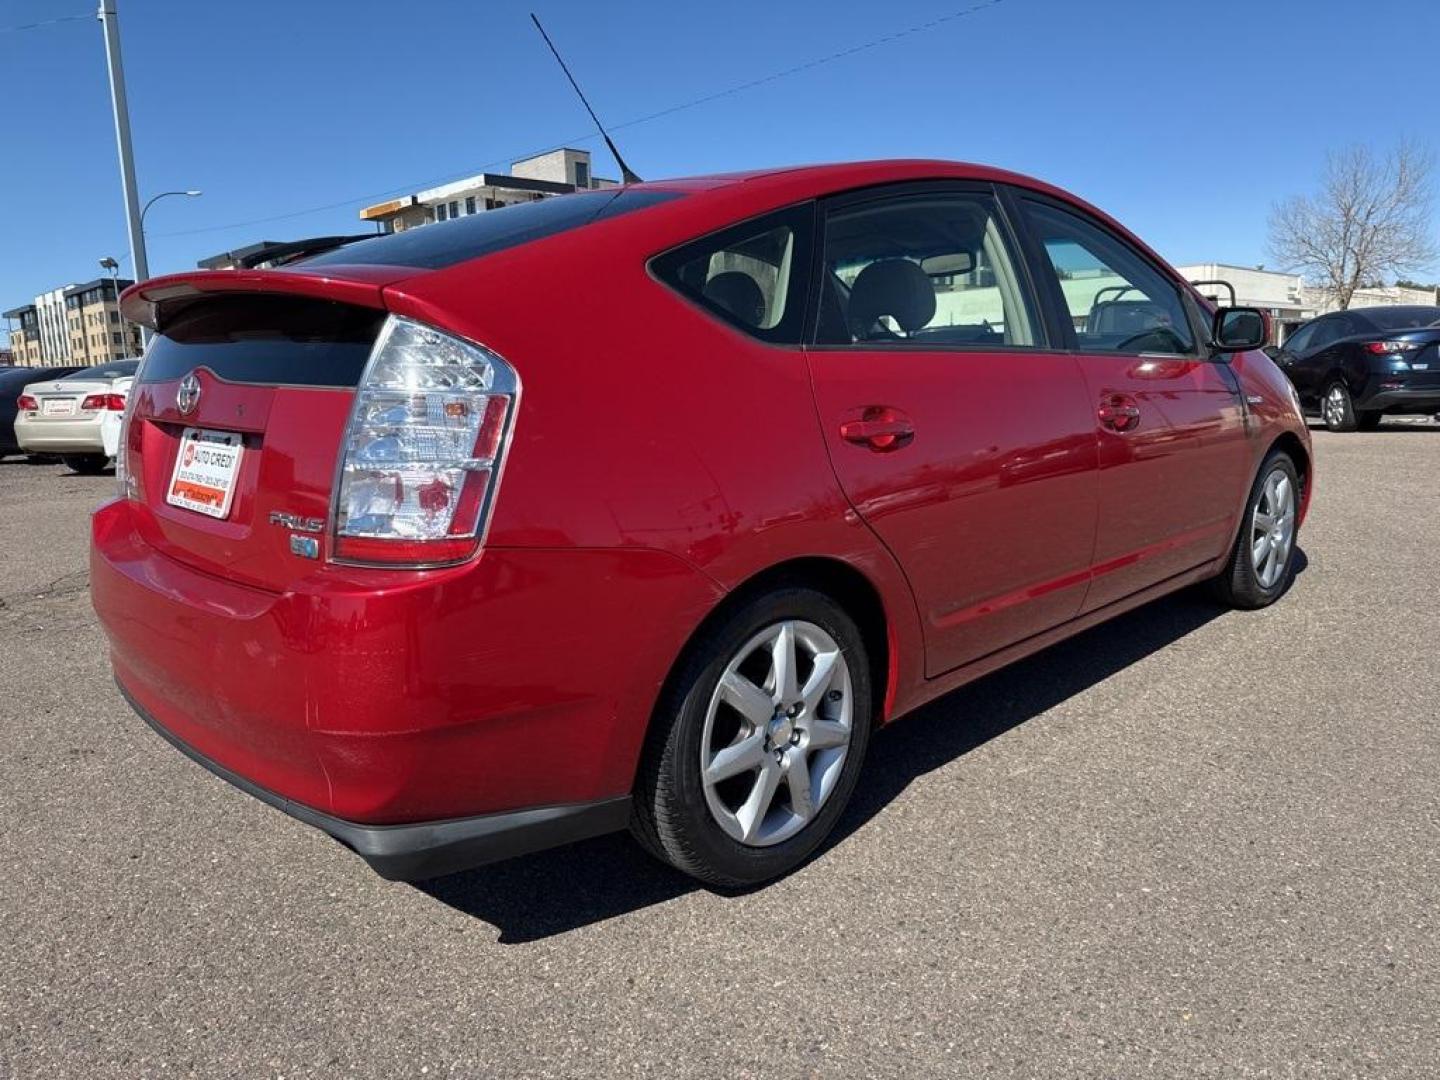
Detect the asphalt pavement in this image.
<box><xmin>2</xmin><ymin>422</ymin><xmax>1437</xmax><ymax>1078</ymax></box>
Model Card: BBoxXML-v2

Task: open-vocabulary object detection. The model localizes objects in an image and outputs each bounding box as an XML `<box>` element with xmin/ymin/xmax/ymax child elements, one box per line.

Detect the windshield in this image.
<box><xmin>298</xmin><ymin>188</ymin><xmax>682</xmax><ymax>271</ymax></box>
<box><xmin>63</xmin><ymin>360</ymin><xmax>139</xmax><ymax>380</ymax></box>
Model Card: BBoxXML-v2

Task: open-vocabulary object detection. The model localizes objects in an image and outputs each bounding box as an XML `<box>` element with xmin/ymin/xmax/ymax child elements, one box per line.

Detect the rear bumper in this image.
<box><xmin>91</xmin><ymin>497</ymin><xmax>722</xmax><ymax>836</ymax></box>
<box><xmin>1357</xmin><ymin>386</ymin><xmax>1440</xmax><ymax>413</ymax></box>
<box><xmin>123</xmin><ymin>683</ymin><xmax>631</xmax><ymax>880</ymax></box>
<box><xmin>15</xmin><ymin>412</ymin><xmax>119</xmax><ymax>455</ymax></box>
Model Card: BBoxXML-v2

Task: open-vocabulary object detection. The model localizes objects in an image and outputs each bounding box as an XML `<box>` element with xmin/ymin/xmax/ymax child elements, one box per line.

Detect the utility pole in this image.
<box><xmin>97</xmin><ymin>0</ymin><xmax>148</xmax><ymax>293</ymax></box>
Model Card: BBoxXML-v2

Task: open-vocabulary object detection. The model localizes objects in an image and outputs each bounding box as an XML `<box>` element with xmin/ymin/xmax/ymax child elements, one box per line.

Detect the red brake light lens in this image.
<box><xmin>81</xmin><ymin>393</ymin><xmax>127</xmax><ymax>411</ymax></box>
<box><xmin>17</xmin><ymin>394</ymin><xmax>38</xmax><ymax>411</ymax></box>
<box><xmin>1364</xmin><ymin>340</ymin><xmax>1420</xmax><ymax>354</ymax></box>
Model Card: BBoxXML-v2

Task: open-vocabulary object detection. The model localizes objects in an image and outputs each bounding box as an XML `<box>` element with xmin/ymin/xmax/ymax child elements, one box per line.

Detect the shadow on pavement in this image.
<box><xmin>418</xmin><ymin>552</ymin><xmax>1307</xmax><ymax>944</ymax></box>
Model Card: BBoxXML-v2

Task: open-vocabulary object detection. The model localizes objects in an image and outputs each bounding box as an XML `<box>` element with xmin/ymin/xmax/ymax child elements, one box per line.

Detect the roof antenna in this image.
<box><xmin>530</xmin><ymin>13</ymin><xmax>642</xmax><ymax>185</ymax></box>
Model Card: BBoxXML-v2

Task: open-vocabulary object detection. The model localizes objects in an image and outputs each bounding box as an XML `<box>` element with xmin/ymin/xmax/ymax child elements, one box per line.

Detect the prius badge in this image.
<box><xmin>176</xmin><ymin>372</ymin><xmax>201</xmax><ymax>415</ymax></box>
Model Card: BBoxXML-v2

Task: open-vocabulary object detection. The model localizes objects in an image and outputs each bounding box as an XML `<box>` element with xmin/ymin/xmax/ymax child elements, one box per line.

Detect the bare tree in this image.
<box><xmin>1268</xmin><ymin>141</ymin><xmax>1438</xmax><ymax>310</ymax></box>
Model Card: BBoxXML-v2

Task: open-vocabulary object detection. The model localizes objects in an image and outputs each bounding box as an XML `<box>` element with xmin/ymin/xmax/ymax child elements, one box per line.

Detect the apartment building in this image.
<box><xmin>2</xmin><ymin>304</ymin><xmax>43</xmax><ymax>365</ymax></box>
<box><xmin>358</xmin><ymin>148</ymin><xmax>615</xmax><ymax>233</ymax></box>
<box><xmin>65</xmin><ymin>278</ymin><xmax>141</xmax><ymax>363</ymax></box>
<box><xmin>2</xmin><ymin>278</ymin><xmax>140</xmax><ymax>366</ymax></box>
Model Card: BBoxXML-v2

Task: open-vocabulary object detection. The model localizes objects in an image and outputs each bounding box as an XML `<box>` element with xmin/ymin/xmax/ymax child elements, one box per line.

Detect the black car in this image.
<box><xmin>0</xmin><ymin>365</ymin><xmax>85</xmax><ymax>458</ymax></box>
<box><xmin>1271</xmin><ymin>305</ymin><xmax>1440</xmax><ymax>431</ymax></box>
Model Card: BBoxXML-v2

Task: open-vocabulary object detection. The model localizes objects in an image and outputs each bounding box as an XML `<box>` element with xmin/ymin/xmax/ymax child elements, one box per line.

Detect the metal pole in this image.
<box><xmin>98</xmin><ymin>0</ymin><xmax>149</xmax><ymax>343</ymax></box>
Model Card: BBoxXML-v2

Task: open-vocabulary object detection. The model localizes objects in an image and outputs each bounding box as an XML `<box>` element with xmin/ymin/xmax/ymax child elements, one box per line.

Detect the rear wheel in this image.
<box><xmin>1211</xmin><ymin>449</ymin><xmax>1300</xmax><ymax>609</ymax></box>
<box><xmin>1321</xmin><ymin>380</ymin><xmax>1358</xmax><ymax>432</ymax></box>
<box><xmin>62</xmin><ymin>454</ymin><xmax>109</xmax><ymax>475</ymax></box>
<box><xmin>632</xmin><ymin>587</ymin><xmax>872</xmax><ymax>888</ymax></box>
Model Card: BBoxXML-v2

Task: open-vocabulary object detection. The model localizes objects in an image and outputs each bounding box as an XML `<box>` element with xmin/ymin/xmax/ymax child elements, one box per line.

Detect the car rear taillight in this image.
<box><xmin>81</xmin><ymin>393</ymin><xmax>127</xmax><ymax>411</ymax></box>
<box><xmin>16</xmin><ymin>394</ymin><xmax>38</xmax><ymax>411</ymax></box>
<box><xmin>332</xmin><ymin>315</ymin><xmax>518</xmax><ymax>567</ymax></box>
<box><xmin>1364</xmin><ymin>340</ymin><xmax>1421</xmax><ymax>354</ymax></box>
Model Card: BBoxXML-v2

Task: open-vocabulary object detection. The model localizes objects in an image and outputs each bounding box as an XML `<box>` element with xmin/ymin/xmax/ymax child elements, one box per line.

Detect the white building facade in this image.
<box><xmin>359</xmin><ymin>148</ymin><xmax>616</xmax><ymax>234</ymax></box>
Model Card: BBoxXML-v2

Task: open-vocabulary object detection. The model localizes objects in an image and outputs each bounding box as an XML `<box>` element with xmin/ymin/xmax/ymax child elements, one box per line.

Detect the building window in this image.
<box><xmin>465</xmin><ymin>196</ymin><xmax>476</xmax><ymax>215</ymax></box>
<box><xmin>112</xmin><ymin>332</ymin><xmax>122</xmax><ymax>345</ymax></box>
<box><xmin>109</xmin><ymin>310</ymin><xmax>119</xmax><ymax>323</ymax></box>
<box><xmin>449</xmin><ymin>201</ymin><xmax>460</xmax><ymax>219</ymax></box>
<box><xmin>574</xmin><ymin>160</ymin><xmax>590</xmax><ymax>189</ymax></box>
<box><xmin>436</xmin><ymin>204</ymin><xmax>447</xmax><ymax>222</ymax></box>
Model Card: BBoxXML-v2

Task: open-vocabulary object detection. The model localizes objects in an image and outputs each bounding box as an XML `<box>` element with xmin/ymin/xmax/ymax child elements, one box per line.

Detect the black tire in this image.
<box><xmin>632</xmin><ymin>587</ymin><xmax>872</xmax><ymax>888</ymax></box>
<box><xmin>1321</xmin><ymin>379</ymin><xmax>1358</xmax><ymax>432</ymax></box>
<box><xmin>1356</xmin><ymin>411</ymin><xmax>1383</xmax><ymax>432</ymax></box>
<box><xmin>1211</xmin><ymin>449</ymin><xmax>1300</xmax><ymax>609</ymax></box>
<box><xmin>62</xmin><ymin>454</ymin><xmax>110</xmax><ymax>475</ymax></box>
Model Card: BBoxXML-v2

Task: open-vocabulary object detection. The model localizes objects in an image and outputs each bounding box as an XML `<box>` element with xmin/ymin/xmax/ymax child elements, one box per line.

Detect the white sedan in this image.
<box><xmin>14</xmin><ymin>360</ymin><xmax>139</xmax><ymax>473</ymax></box>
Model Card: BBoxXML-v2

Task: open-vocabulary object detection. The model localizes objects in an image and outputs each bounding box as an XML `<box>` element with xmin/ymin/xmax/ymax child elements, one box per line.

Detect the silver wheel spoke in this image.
<box><xmin>800</xmin><ymin>648</ymin><xmax>841</xmax><ymax>715</ymax></box>
<box><xmin>1252</xmin><ymin>532</ymin><xmax>1272</xmax><ymax>566</ymax></box>
<box><xmin>737</xmin><ymin>760</ymin><xmax>782</xmax><ymax>842</ymax></box>
<box><xmin>720</xmin><ymin>672</ymin><xmax>775</xmax><ymax>728</ymax></box>
<box><xmin>1254</xmin><ymin>510</ymin><xmax>1275</xmax><ymax>532</ymax></box>
<box><xmin>808</xmin><ymin>719</ymin><xmax>849</xmax><ymax>750</ymax></box>
<box><xmin>705</xmin><ymin>733</ymin><xmax>766</xmax><ymax>785</ymax></box>
<box><xmin>771</xmin><ymin>622</ymin><xmax>799</xmax><ymax>705</ymax></box>
<box><xmin>786</xmin><ymin>754</ymin><xmax>815</xmax><ymax>820</ymax></box>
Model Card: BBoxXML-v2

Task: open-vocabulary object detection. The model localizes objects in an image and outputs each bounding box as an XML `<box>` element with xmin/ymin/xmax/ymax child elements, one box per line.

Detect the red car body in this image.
<box><xmin>91</xmin><ymin>161</ymin><xmax>1311</xmax><ymax>879</ymax></box>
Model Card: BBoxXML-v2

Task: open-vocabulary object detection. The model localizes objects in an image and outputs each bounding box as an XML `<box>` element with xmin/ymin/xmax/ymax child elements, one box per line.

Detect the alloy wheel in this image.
<box><xmin>1250</xmin><ymin>467</ymin><xmax>1296</xmax><ymax>589</ymax></box>
<box><xmin>699</xmin><ymin>620</ymin><xmax>854</xmax><ymax>847</ymax></box>
<box><xmin>1324</xmin><ymin>384</ymin><xmax>1347</xmax><ymax>428</ymax></box>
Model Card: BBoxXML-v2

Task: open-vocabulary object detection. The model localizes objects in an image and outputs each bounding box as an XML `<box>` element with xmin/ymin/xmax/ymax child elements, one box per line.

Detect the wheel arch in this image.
<box><xmin>649</xmin><ymin>556</ymin><xmax>895</xmax><ymax>742</ymax></box>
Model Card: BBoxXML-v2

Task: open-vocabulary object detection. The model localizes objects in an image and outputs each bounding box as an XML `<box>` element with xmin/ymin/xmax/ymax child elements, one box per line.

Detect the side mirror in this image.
<box><xmin>1212</xmin><ymin>307</ymin><xmax>1268</xmax><ymax>352</ymax></box>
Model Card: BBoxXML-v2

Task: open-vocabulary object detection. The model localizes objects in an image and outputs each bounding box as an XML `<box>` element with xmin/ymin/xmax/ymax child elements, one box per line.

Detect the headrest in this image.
<box><xmin>848</xmin><ymin>259</ymin><xmax>936</xmax><ymax>337</ymax></box>
<box><xmin>703</xmin><ymin>272</ymin><xmax>766</xmax><ymax>328</ymax></box>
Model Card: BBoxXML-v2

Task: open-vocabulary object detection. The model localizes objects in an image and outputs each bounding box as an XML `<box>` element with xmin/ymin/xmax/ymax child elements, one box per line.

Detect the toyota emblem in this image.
<box><xmin>176</xmin><ymin>372</ymin><xmax>201</xmax><ymax>415</ymax></box>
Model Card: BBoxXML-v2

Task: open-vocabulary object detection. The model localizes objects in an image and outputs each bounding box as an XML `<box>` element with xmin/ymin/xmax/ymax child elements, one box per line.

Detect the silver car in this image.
<box><xmin>14</xmin><ymin>360</ymin><xmax>139</xmax><ymax>473</ymax></box>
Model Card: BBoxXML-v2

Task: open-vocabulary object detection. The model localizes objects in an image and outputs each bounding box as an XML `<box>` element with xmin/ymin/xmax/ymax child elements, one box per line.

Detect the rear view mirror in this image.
<box><xmin>1212</xmin><ymin>307</ymin><xmax>1268</xmax><ymax>351</ymax></box>
<box><xmin>920</xmin><ymin>252</ymin><xmax>974</xmax><ymax>277</ymax></box>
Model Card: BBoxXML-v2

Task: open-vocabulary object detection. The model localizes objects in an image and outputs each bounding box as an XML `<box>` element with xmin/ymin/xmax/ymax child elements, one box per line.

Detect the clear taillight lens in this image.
<box><xmin>333</xmin><ymin>316</ymin><xmax>517</xmax><ymax>566</ymax></box>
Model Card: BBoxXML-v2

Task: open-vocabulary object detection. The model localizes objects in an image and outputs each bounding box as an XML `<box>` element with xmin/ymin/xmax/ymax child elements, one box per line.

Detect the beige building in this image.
<box><xmin>3</xmin><ymin>304</ymin><xmax>43</xmax><ymax>365</ymax></box>
<box><xmin>359</xmin><ymin>148</ymin><xmax>615</xmax><ymax>234</ymax></box>
<box><xmin>64</xmin><ymin>278</ymin><xmax>141</xmax><ymax>363</ymax></box>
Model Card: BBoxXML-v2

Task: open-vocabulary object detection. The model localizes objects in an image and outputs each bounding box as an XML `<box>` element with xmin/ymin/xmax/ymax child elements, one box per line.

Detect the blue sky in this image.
<box><xmin>3</xmin><ymin>0</ymin><xmax>1438</xmax><ymax>344</ymax></box>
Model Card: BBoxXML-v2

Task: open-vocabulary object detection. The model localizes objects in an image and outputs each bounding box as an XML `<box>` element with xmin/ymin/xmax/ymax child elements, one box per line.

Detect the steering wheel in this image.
<box><xmin>1113</xmin><ymin>327</ymin><xmax>1190</xmax><ymax>354</ymax></box>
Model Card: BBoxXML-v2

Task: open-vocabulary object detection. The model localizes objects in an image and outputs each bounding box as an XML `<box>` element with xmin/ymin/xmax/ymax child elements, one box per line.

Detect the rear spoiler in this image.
<box><xmin>120</xmin><ymin>264</ymin><xmax>423</xmax><ymax>331</ymax></box>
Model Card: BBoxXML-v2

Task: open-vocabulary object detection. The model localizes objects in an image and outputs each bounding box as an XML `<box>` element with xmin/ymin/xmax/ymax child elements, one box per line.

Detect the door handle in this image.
<box><xmin>840</xmin><ymin>406</ymin><xmax>915</xmax><ymax>452</ymax></box>
<box><xmin>1097</xmin><ymin>394</ymin><xmax>1141</xmax><ymax>432</ymax></box>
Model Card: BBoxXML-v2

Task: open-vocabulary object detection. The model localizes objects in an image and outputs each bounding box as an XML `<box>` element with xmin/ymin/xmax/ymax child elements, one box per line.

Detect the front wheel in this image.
<box><xmin>61</xmin><ymin>454</ymin><xmax>110</xmax><ymax>475</ymax></box>
<box><xmin>632</xmin><ymin>588</ymin><xmax>872</xmax><ymax>888</ymax></box>
<box><xmin>1211</xmin><ymin>450</ymin><xmax>1300</xmax><ymax>609</ymax></box>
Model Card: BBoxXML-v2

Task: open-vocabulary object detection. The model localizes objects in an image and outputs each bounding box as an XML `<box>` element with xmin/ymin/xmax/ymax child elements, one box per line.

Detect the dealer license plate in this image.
<box><xmin>166</xmin><ymin>427</ymin><xmax>244</xmax><ymax>520</ymax></box>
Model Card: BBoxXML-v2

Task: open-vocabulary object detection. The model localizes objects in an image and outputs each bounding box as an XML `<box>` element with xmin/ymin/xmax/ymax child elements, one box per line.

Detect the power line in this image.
<box><xmin>0</xmin><ymin>11</ymin><xmax>89</xmax><ymax>33</ymax></box>
<box><xmin>150</xmin><ymin>0</ymin><xmax>1009</xmax><ymax>241</ymax></box>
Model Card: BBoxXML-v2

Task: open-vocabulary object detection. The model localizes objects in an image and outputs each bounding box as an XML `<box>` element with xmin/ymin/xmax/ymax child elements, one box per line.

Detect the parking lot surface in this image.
<box><xmin>2</xmin><ymin>425</ymin><xmax>1438</xmax><ymax>1079</ymax></box>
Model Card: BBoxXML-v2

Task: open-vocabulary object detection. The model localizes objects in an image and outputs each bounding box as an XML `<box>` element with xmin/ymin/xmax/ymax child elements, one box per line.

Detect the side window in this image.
<box><xmin>1282</xmin><ymin>321</ymin><xmax>1318</xmax><ymax>357</ymax></box>
<box><xmin>1022</xmin><ymin>200</ymin><xmax>1195</xmax><ymax>356</ymax></box>
<box><xmin>1306</xmin><ymin>318</ymin><xmax>1341</xmax><ymax>353</ymax></box>
<box><xmin>815</xmin><ymin>193</ymin><xmax>1036</xmax><ymax>347</ymax></box>
<box><xmin>651</xmin><ymin>205</ymin><xmax>812</xmax><ymax>343</ymax></box>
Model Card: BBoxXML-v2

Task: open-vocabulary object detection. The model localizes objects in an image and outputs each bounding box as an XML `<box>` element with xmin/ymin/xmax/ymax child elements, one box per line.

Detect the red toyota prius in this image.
<box><xmin>92</xmin><ymin>161</ymin><xmax>1311</xmax><ymax>887</ymax></box>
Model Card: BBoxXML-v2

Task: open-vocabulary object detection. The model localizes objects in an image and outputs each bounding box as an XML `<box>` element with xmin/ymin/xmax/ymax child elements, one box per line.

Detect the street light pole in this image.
<box><xmin>97</xmin><ymin>0</ymin><xmax>146</xmax><ymax>285</ymax></box>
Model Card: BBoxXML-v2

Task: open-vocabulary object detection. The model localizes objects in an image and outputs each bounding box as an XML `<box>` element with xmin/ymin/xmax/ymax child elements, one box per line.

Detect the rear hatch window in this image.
<box><xmin>297</xmin><ymin>188</ymin><xmax>681</xmax><ymax>270</ymax></box>
<box><xmin>143</xmin><ymin>294</ymin><xmax>383</xmax><ymax>387</ymax></box>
